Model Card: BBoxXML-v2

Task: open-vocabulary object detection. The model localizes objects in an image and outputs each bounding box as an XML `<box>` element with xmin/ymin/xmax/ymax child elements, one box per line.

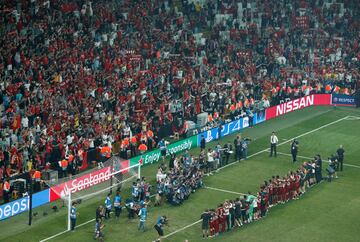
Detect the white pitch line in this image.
<box><xmin>276</xmin><ymin>152</ymin><xmax>360</xmax><ymax>169</ymax></box>
<box><xmin>163</xmin><ymin>220</ymin><xmax>202</xmax><ymax>239</ymax></box>
<box><xmin>345</xmin><ymin>115</ymin><xmax>360</xmax><ymax>120</ymax></box>
<box><xmin>39</xmin><ymin>218</ymin><xmax>96</xmax><ymax>242</ymax></box>
<box><xmin>276</xmin><ymin>116</ymin><xmax>349</xmax><ymax>146</ymax></box>
<box><xmin>204</xmin><ymin>186</ymin><xmax>247</xmax><ymax>196</ymax></box>
<box><xmin>39</xmin><ymin>116</ymin><xmax>350</xmax><ymax>242</ymax></box>
<box><xmin>217</xmin><ymin>116</ymin><xmax>349</xmax><ymax>172</ymax></box>
<box><xmin>39</xmin><ymin>230</ymin><xmax>69</xmax><ymax>242</ymax></box>
<box><xmin>276</xmin><ymin>152</ymin><xmax>315</xmax><ymax>160</ymax></box>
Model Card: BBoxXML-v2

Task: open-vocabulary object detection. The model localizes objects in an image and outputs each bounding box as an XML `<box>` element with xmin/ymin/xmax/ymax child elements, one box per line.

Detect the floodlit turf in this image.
<box><xmin>2</xmin><ymin>106</ymin><xmax>360</xmax><ymax>242</ymax></box>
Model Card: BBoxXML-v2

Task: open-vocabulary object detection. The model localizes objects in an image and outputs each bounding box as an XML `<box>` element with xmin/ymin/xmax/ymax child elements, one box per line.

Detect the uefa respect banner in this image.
<box><xmin>332</xmin><ymin>94</ymin><xmax>356</xmax><ymax>106</ymax></box>
<box><xmin>265</xmin><ymin>94</ymin><xmax>331</xmax><ymax>120</ymax></box>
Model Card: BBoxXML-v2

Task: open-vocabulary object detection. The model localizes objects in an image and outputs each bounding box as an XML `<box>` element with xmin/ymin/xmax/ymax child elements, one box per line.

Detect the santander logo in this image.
<box><xmin>53</xmin><ymin>166</ymin><xmax>112</xmax><ymax>199</ymax></box>
<box><xmin>276</xmin><ymin>95</ymin><xmax>314</xmax><ymax>116</ymax></box>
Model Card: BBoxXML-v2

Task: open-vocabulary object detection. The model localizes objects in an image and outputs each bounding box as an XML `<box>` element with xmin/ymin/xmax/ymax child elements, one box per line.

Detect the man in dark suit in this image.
<box><xmin>291</xmin><ymin>139</ymin><xmax>299</xmax><ymax>162</ymax></box>
<box><xmin>336</xmin><ymin>145</ymin><xmax>345</xmax><ymax>171</ymax></box>
<box><xmin>200</xmin><ymin>135</ymin><xmax>206</xmax><ymax>151</ymax></box>
<box><xmin>234</xmin><ymin>135</ymin><xmax>242</xmax><ymax>162</ymax></box>
<box><xmin>223</xmin><ymin>142</ymin><xmax>232</xmax><ymax>165</ymax></box>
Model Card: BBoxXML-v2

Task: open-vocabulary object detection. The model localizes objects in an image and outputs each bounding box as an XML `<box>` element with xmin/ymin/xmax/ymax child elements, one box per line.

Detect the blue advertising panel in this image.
<box><xmin>332</xmin><ymin>94</ymin><xmax>356</xmax><ymax>106</ymax></box>
<box><xmin>222</xmin><ymin>119</ymin><xmax>241</xmax><ymax>137</ymax></box>
<box><xmin>254</xmin><ymin>110</ymin><xmax>266</xmax><ymax>125</ymax></box>
<box><xmin>32</xmin><ymin>189</ymin><xmax>50</xmax><ymax>209</ymax></box>
<box><xmin>197</xmin><ymin>128</ymin><xmax>219</xmax><ymax>145</ymax></box>
<box><xmin>0</xmin><ymin>196</ymin><xmax>29</xmax><ymax>221</ymax></box>
<box><xmin>197</xmin><ymin>117</ymin><xmax>247</xmax><ymax>145</ymax></box>
<box><xmin>0</xmin><ymin>188</ymin><xmax>50</xmax><ymax>220</ymax></box>
<box><xmin>242</xmin><ymin>116</ymin><xmax>249</xmax><ymax>129</ymax></box>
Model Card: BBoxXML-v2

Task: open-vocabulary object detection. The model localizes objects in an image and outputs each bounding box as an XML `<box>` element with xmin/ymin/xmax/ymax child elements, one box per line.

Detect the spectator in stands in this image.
<box><xmin>2</xmin><ymin>179</ymin><xmax>11</xmax><ymax>204</ymax></box>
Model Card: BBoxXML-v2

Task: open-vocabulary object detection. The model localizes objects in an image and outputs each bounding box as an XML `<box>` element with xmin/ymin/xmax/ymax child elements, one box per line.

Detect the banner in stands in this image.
<box><xmin>197</xmin><ymin>127</ymin><xmax>220</xmax><ymax>145</ymax></box>
<box><xmin>0</xmin><ymin>196</ymin><xmax>29</xmax><ymax>221</ymax></box>
<box><xmin>266</xmin><ymin>94</ymin><xmax>331</xmax><ymax>120</ymax></box>
<box><xmin>197</xmin><ymin>117</ymin><xmax>251</xmax><ymax>145</ymax></box>
<box><xmin>168</xmin><ymin>136</ymin><xmax>197</xmax><ymax>156</ymax></box>
<box><xmin>49</xmin><ymin>166</ymin><xmax>112</xmax><ymax>202</ymax></box>
<box><xmin>131</xmin><ymin>135</ymin><xmax>198</xmax><ymax>166</ymax></box>
<box><xmin>49</xmin><ymin>158</ymin><xmax>132</xmax><ymax>202</ymax></box>
<box><xmin>0</xmin><ymin>189</ymin><xmax>50</xmax><ymax>221</ymax></box>
<box><xmin>253</xmin><ymin>110</ymin><xmax>266</xmax><ymax>125</ymax></box>
<box><xmin>332</xmin><ymin>94</ymin><xmax>356</xmax><ymax>106</ymax></box>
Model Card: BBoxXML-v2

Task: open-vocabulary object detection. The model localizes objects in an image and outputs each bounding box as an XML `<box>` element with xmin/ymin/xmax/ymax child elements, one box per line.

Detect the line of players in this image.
<box><xmin>200</xmin><ymin>158</ymin><xmax>323</xmax><ymax>238</ymax></box>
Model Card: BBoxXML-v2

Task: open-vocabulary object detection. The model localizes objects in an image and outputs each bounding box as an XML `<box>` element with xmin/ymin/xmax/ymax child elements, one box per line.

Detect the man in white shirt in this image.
<box><xmin>66</xmin><ymin>133</ymin><xmax>75</xmax><ymax>145</ymax></box>
<box><xmin>207</xmin><ymin>148</ymin><xmax>214</xmax><ymax>174</ymax></box>
<box><xmin>21</xmin><ymin>116</ymin><xmax>29</xmax><ymax>128</ymax></box>
<box><xmin>263</xmin><ymin>99</ymin><xmax>270</xmax><ymax>108</ymax></box>
<box><xmin>270</xmin><ymin>132</ymin><xmax>278</xmax><ymax>157</ymax></box>
<box><xmin>123</xmin><ymin>125</ymin><xmax>131</xmax><ymax>138</ymax></box>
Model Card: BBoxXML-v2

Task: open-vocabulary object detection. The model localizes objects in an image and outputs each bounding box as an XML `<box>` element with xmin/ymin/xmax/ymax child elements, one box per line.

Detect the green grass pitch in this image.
<box><xmin>2</xmin><ymin>106</ymin><xmax>360</xmax><ymax>242</ymax></box>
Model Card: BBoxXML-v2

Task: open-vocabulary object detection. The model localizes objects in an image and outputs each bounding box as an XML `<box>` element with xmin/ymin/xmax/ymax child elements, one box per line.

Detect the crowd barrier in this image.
<box><xmin>2</xmin><ymin>93</ymin><xmax>356</xmax><ymax>221</ymax></box>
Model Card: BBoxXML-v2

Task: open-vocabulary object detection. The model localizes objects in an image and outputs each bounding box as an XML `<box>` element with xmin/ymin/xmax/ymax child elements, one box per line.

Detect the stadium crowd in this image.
<box><xmin>0</xmin><ymin>0</ymin><xmax>359</xmax><ymax>203</ymax></box>
<box><xmin>200</xmin><ymin>154</ymin><xmax>324</xmax><ymax>238</ymax></box>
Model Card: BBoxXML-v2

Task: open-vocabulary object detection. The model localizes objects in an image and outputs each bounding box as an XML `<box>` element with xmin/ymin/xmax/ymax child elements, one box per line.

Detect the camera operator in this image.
<box><xmin>154</xmin><ymin>215</ymin><xmax>169</xmax><ymax>242</ymax></box>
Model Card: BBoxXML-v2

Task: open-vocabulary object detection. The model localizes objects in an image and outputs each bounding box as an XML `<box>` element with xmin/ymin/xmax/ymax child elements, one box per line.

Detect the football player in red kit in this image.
<box><xmin>209</xmin><ymin>209</ymin><xmax>219</xmax><ymax>237</ymax></box>
<box><xmin>216</xmin><ymin>204</ymin><xmax>226</xmax><ymax>233</ymax></box>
